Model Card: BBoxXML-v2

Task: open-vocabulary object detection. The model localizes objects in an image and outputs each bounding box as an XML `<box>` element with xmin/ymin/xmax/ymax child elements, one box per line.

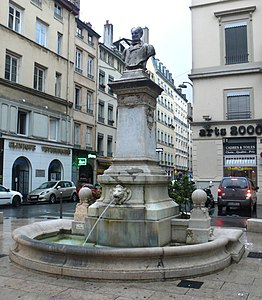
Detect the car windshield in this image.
<box><xmin>222</xmin><ymin>178</ymin><xmax>248</xmax><ymax>189</ymax></box>
<box><xmin>38</xmin><ymin>182</ymin><xmax>57</xmax><ymax>189</ymax></box>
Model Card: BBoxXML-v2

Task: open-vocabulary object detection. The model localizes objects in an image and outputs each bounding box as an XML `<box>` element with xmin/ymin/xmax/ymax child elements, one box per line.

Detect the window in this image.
<box><xmin>225</xmin><ymin>22</ymin><xmax>248</xmax><ymax>64</ymax></box>
<box><xmin>98</xmin><ymin>100</ymin><xmax>105</xmax><ymax>123</ymax></box>
<box><xmin>34</xmin><ymin>64</ymin><xmax>46</xmax><ymax>92</ymax></box>
<box><xmin>100</xmin><ymin>48</ymin><xmax>106</xmax><ymax>61</ymax></box>
<box><xmin>49</xmin><ymin>118</ymin><xmax>58</xmax><ymax>140</ymax></box>
<box><xmin>97</xmin><ymin>133</ymin><xmax>104</xmax><ymax>156</ymax></box>
<box><xmin>88</xmin><ymin>34</ymin><xmax>94</xmax><ymax>46</ymax></box>
<box><xmin>226</xmin><ymin>90</ymin><xmax>251</xmax><ymax>120</ymax></box>
<box><xmin>107</xmin><ymin>136</ymin><xmax>113</xmax><ymax>157</ymax></box>
<box><xmin>74</xmin><ymin>123</ymin><xmax>80</xmax><ymax>146</ymax></box>
<box><xmin>36</xmin><ymin>19</ymin><xmax>47</xmax><ymax>47</ymax></box>
<box><xmin>75</xmin><ymin>49</ymin><xmax>82</xmax><ymax>73</ymax></box>
<box><xmin>55</xmin><ymin>72</ymin><xmax>62</xmax><ymax>97</ymax></box>
<box><xmin>54</xmin><ymin>2</ymin><xmax>63</xmax><ymax>19</ymax></box>
<box><xmin>108</xmin><ymin>75</ymin><xmax>114</xmax><ymax>95</ymax></box>
<box><xmin>5</xmin><ymin>52</ymin><xmax>19</xmax><ymax>82</ymax></box>
<box><xmin>86</xmin><ymin>92</ymin><xmax>93</xmax><ymax>114</ymax></box>
<box><xmin>86</xmin><ymin>127</ymin><xmax>91</xmax><ymax>147</ymax></box>
<box><xmin>99</xmin><ymin>70</ymin><xmax>105</xmax><ymax>91</ymax></box>
<box><xmin>75</xmin><ymin>86</ymin><xmax>81</xmax><ymax>110</ymax></box>
<box><xmin>215</xmin><ymin>6</ymin><xmax>255</xmax><ymax>65</ymax></box>
<box><xmin>108</xmin><ymin>54</ymin><xmax>114</xmax><ymax>67</ymax></box>
<box><xmin>8</xmin><ymin>3</ymin><xmax>22</xmax><ymax>33</ymax></box>
<box><xmin>108</xmin><ymin>104</ymin><xmax>114</xmax><ymax>126</ymax></box>
<box><xmin>87</xmin><ymin>56</ymin><xmax>94</xmax><ymax>79</ymax></box>
<box><xmin>76</xmin><ymin>26</ymin><xmax>83</xmax><ymax>39</ymax></box>
<box><xmin>17</xmin><ymin>110</ymin><xmax>28</xmax><ymax>135</ymax></box>
<box><xmin>31</xmin><ymin>0</ymin><xmax>42</xmax><ymax>7</ymax></box>
<box><xmin>57</xmin><ymin>32</ymin><xmax>62</xmax><ymax>55</ymax></box>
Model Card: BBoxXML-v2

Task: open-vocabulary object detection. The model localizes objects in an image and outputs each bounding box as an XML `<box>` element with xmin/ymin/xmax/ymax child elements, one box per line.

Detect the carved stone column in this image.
<box><xmin>85</xmin><ymin>70</ymin><xmax>179</xmax><ymax>247</ymax></box>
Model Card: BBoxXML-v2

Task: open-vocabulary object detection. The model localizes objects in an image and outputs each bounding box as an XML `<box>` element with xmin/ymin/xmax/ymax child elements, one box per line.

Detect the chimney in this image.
<box><xmin>142</xmin><ymin>27</ymin><xmax>149</xmax><ymax>43</ymax></box>
<box><xmin>104</xmin><ymin>20</ymin><xmax>113</xmax><ymax>47</ymax></box>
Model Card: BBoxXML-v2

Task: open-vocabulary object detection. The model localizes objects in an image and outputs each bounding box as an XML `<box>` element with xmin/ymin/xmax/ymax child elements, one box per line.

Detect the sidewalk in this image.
<box><xmin>0</xmin><ymin>217</ymin><xmax>262</xmax><ymax>300</ymax></box>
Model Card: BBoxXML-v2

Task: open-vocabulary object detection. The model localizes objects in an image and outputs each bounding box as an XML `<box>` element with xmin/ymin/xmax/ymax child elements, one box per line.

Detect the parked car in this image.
<box><xmin>28</xmin><ymin>180</ymin><xmax>78</xmax><ymax>204</ymax></box>
<box><xmin>217</xmin><ymin>176</ymin><xmax>258</xmax><ymax>215</ymax></box>
<box><xmin>0</xmin><ymin>185</ymin><xmax>23</xmax><ymax>207</ymax></box>
<box><xmin>76</xmin><ymin>181</ymin><xmax>101</xmax><ymax>200</ymax></box>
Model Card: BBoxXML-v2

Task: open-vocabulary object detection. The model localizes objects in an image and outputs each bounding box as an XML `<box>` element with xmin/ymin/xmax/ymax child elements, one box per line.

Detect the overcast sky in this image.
<box><xmin>80</xmin><ymin>1</ymin><xmax>192</xmax><ymax>94</ymax></box>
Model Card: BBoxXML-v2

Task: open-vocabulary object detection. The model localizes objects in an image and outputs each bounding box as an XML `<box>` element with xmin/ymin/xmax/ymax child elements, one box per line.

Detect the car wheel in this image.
<box><xmin>12</xmin><ymin>195</ymin><xmax>21</xmax><ymax>207</ymax></box>
<box><xmin>71</xmin><ymin>193</ymin><xmax>78</xmax><ymax>202</ymax></box>
<box><xmin>49</xmin><ymin>194</ymin><xmax>56</xmax><ymax>204</ymax></box>
<box><xmin>218</xmin><ymin>205</ymin><xmax>223</xmax><ymax>215</ymax></box>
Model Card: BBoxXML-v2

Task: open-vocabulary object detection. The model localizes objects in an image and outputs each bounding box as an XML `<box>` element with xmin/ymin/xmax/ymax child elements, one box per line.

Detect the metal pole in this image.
<box><xmin>59</xmin><ymin>191</ymin><xmax>63</xmax><ymax>219</ymax></box>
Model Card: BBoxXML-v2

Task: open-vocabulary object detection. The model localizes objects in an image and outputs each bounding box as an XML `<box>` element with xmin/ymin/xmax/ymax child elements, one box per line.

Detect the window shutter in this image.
<box><xmin>225</xmin><ymin>24</ymin><xmax>248</xmax><ymax>64</ymax></box>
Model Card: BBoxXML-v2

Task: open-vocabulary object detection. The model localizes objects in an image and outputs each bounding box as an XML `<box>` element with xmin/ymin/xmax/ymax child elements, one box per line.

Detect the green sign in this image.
<box><xmin>77</xmin><ymin>158</ymin><xmax>87</xmax><ymax>166</ymax></box>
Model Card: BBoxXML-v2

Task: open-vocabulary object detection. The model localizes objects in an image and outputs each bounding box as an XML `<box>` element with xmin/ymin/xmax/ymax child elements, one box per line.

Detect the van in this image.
<box><xmin>217</xmin><ymin>176</ymin><xmax>258</xmax><ymax>216</ymax></box>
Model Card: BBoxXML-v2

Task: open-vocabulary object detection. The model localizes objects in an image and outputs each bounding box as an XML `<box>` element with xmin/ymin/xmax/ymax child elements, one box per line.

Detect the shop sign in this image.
<box><xmin>199</xmin><ymin>124</ymin><xmax>262</xmax><ymax>137</ymax></box>
<box><xmin>77</xmin><ymin>158</ymin><xmax>87</xmax><ymax>166</ymax></box>
<box><xmin>224</xmin><ymin>144</ymin><xmax>256</xmax><ymax>155</ymax></box>
<box><xmin>9</xmin><ymin>142</ymin><xmax>36</xmax><ymax>151</ymax></box>
<box><xmin>42</xmin><ymin>146</ymin><xmax>70</xmax><ymax>155</ymax></box>
<box><xmin>88</xmin><ymin>154</ymin><xmax>96</xmax><ymax>159</ymax></box>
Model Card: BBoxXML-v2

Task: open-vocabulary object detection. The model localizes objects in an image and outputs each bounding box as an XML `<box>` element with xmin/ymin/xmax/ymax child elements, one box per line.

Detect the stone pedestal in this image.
<box><xmin>186</xmin><ymin>189</ymin><xmax>211</xmax><ymax>244</ymax></box>
<box><xmin>85</xmin><ymin>70</ymin><xmax>179</xmax><ymax>247</ymax></box>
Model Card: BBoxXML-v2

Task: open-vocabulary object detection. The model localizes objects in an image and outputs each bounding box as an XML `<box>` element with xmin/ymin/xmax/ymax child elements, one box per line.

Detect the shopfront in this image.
<box><xmin>193</xmin><ymin>123</ymin><xmax>262</xmax><ymax>193</ymax></box>
<box><xmin>2</xmin><ymin>137</ymin><xmax>72</xmax><ymax>198</ymax></box>
<box><xmin>223</xmin><ymin>137</ymin><xmax>257</xmax><ymax>186</ymax></box>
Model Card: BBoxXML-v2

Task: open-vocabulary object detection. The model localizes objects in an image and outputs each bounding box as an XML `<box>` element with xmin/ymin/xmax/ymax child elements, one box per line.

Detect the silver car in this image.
<box><xmin>0</xmin><ymin>185</ymin><xmax>23</xmax><ymax>207</ymax></box>
<box><xmin>28</xmin><ymin>180</ymin><xmax>78</xmax><ymax>204</ymax></box>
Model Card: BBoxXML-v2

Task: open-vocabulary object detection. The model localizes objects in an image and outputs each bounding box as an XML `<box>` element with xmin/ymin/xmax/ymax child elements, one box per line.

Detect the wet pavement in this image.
<box><xmin>0</xmin><ymin>216</ymin><xmax>262</xmax><ymax>299</ymax></box>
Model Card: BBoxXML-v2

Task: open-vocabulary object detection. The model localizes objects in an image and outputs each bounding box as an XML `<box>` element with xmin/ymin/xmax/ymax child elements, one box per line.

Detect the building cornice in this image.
<box><xmin>189</xmin><ymin>66</ymin><xmax>262</xmax><ymax>80</ymax></box>
<box><xmin>57</xmin><ymin>0</ymin><xmax>79</xmax><ymax>16</ymax></box>
<box><xmin>0</xmin><ymin>78</ymin><xmax>72</xmax><ymax>108</ymax></box>
<box><xmin>190</xmin><ymin>0</ymin><xmax>245</xmax><ymax>10</ymax></box>
<box><xmin>192</xmin><ymin>118</ymin><xmax>262</xmax><ymax>127</ymax></box>
<box><xmin>214</xmin><ymin>6</ymin><xmax>256</xmax><ymax>17</ymax></box>
<box><xmin>75</xmin><ymin>18</ymin><xmax>101</xmax><ymax>38</ymax></box>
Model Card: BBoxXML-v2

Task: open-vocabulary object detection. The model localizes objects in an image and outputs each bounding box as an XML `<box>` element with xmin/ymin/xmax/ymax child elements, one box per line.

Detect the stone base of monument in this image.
<box><xmin>84</xmin><ymin>160</ymin><xmax>179</xmax><ymax>247</ymax></box>
<box><xmin>85</xmin><ymin>210</ymin><xmax>175</xmax><ymax>247</ymax></box>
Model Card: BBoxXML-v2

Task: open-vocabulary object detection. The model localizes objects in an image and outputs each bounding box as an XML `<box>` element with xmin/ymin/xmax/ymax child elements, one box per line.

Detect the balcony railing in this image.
<box><xmin>226</xmin><ymin>110</ymin><xmax>251</xmax><ymax>120</ymax></box>
<box><xmin>225</xmin><ymin>53</ymin><xmax>248</xmax><ymax>65</ymax></box>
<box><xmin>98</xmin><ymin>116</ymin><xmax>105</xmax><ymax>123</ymax></box>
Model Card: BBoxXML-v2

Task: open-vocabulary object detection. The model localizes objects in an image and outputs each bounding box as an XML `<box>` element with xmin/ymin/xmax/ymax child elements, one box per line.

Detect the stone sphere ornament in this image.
<box><xmin>79</xmin><ymin>187</ymin><xmax>92</xmax><ymax>204</ymax></box>
<box><xmin>192</xmin><ymin>189</ymin><xmax>207</xmax><ymax>207</ymax></box>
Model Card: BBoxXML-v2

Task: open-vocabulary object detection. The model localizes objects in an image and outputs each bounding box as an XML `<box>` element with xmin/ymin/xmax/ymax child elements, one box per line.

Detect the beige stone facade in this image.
<box><xmin>0</xmin><ymin>0</ymin><xmax>78</xmax><ymax>197</ymax></box>
<box><xmin>190</xmin><ymin>0</ymin><xmax>262</xmax><ymax>201</ymax></box>
<box><xmin>72</xmin><ymin>18</ymin><xmax>100</xmax><ymax>185</ymax></box>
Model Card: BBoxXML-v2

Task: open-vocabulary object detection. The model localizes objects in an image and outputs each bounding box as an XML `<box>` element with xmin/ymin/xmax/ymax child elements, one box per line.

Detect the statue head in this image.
<box><xmin>131</xmin><ymin>27</ymin><xmax>143</xmax><ymax>43</ymax></box>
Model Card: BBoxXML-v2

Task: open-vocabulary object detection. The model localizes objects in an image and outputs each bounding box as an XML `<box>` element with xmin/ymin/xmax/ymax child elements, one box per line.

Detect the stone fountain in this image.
<box><xmin>9</xmin><ymin>27</ymin><xmax>245</xmax><ymax>281</ymax></box>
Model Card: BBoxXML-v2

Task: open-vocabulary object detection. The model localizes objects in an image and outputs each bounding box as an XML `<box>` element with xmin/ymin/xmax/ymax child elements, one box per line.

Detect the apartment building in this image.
<box><xmin>96</xmin><ymin>21</ymin><xmax>125</xmax><ymax>176</ymax></box>
<box><xmin>147</xmin><ymin>58</ymin><xmax>191</xmax><ymax>178</ymax></box>
<box><xmin>72</xmin><ymin>18</ymin><xmax>100</xmax><ymax>185</ymax></box>
<box><xmin>0</xmin><ymin>0</ymin><xmax>79</xmax><ymax>198</ymax></box>
<box><xmin>190</xmin><ymin>0</ymin><xmax>262</xmax><ymax>200</ymax></box>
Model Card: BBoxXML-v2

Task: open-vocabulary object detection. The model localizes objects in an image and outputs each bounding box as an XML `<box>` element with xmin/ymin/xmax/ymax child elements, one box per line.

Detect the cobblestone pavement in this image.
<box><xmin>0</xmin><ymin>217</ymin><xmax>262</xmax><ymax>300</ymax></box>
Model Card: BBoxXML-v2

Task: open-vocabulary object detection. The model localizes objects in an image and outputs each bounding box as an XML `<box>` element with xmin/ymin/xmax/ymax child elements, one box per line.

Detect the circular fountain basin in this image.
<box><xmin>10</xmin><ymin>219</ymin><xmax>245</xmax><ymax>281</ymax></box>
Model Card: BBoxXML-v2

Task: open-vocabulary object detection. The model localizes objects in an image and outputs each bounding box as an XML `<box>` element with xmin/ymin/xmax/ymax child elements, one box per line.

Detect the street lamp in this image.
<box><xmin>178</xmin><ymin>81</ymin><xmax>193</xmax><ymax>103</ymax></box>
<box><xmin>178</xmin><ymin>81</ymin><xmax>193</xmax><ymax>89</ymax></box>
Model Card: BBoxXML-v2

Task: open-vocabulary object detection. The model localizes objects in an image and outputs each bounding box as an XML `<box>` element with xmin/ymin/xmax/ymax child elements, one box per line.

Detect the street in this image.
<box><xmin>0</xmin><ymin>201</ymin><xmax>261</xmax><ymax>228</ymax></box>
<box><xmin>0</xmin><ymin>202</ymin><xmax>77</xmax><ymax>220</ymax></box>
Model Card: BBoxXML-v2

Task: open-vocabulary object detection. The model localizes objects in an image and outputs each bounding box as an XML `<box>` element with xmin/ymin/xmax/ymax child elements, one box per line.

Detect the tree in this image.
<box><xmin>169</xmin><ymin>174</ymin><xmax>196</xmax><ymax>217</ymax></box>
